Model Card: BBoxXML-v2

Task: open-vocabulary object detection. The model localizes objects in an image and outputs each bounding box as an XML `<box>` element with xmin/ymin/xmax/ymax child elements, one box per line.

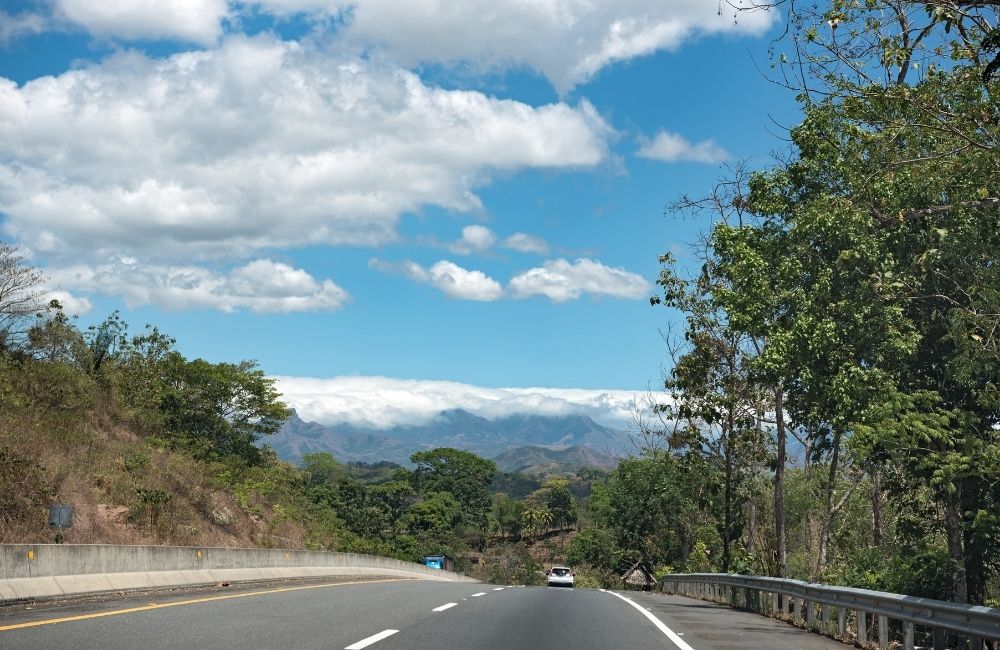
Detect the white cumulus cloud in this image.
<box><xmin>22</xmin><ymin>2</ymin><xmax>774</xmax><ymax>92</ymax></box>
<box><xmin>502</xmin><ymin>233</ymin><xmax>549</xmax><ymax>255</ymax></box>
<box><xmin>509</xmin><ymin>258</ymin><xmax>651</xmax><ymax>302</ymax></box>
<box><xmin>449</xmin><ymin>225</ymin><xmax>497</xmax><ymax>255</ymax></box>
<box><xmin>372</xmin><ymin>258</ymin><xmax>503</xmax><ymax>301</ymax></box>
<box><xmin>336</xmin><ymin>0</ymin><xmax>776</xmax><ymax>91</ymax></box>
<box><xmin>54</xmin><ymin>0</ymin><xmax>229</xmax><ymax>45</ymax></box>
<box><xmin>374</xmin><ymin>256</ymin><xmax>649</xmax><ymax>302</ymax></box>
<box><xmin>637</xmin><ymin>130</ymin><xmax>731</xmax><ymax>164</ymax></box>
<box><xmin>0</xmin><ymin>35</ymin><xmax>610</xmax><ymax>262</ymax></box>
<box><xmin>273</xmin><ymin>374</ymin><xmax>641</xmax><ymax>429</ymax></box>
<box><xmin>48</xmin><ymin>258</ymin><xmax>349</xmax><ymax>313</ymax></box>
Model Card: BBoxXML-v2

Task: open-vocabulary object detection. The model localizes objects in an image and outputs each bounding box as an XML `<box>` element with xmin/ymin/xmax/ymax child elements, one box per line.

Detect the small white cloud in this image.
<box><xmin>637</xmin><ymin>130</ymin><xmax>731</xmax><ymax>164</ymax></box>
<box><xmin>0</xmin><ymin>9</ymin><xmax>48</xmax><ymax>44</ymax></box>
<box><xmin>502</xmin><ymin>232</ymin><xmax>549</xmax><ymax>255</ymax></box>
<box><xmin>370</xmin><ymin>257</ymin><xmax>503</xmax><ymax>301</ymax></box>
<box><xmin>48</xmin><ymin>258</ymin><xmax>349</xmax><ymax>313</ymax></box>
<box><xmin>273</xmin><ymin>375</ymin><xmax>641</xmax><ymax>429</ymax></box>
<box><xmin>427</xmin><ymin>260</ymin><xmax>503</xmax><ymax>301</ymax></box>
<box><xmin>450</xmin><ymin>225</ymin><xmax>497</xmax><ymax>255</ymax></box>
<box><xmin>52</xmin><ymin>0</ymin><xmax>228</xmax><ymax>45</ymax></box>
<box><xmin>46</xmin><ymin>290</ymin><xmax>93</xmax><ymax>316</ymax></box>
<box><xmin>509</xmin><ymin>258</ymin><xmax>651</xmax><ymax>302</ymax></box>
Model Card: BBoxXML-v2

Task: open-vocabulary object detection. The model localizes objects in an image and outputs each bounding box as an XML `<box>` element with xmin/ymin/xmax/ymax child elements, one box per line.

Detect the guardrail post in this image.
<box><xmin>878</xmin><ymin>614</ymin><xmax>888</xmax><ymax>649</ymax></box>
<box><xmin>772</xmin><ymin>591</ymin><xmax>779</xmax><ymax>616</ymax></box>
<box><xmin>806</xmin><ymin>599</ymin><xmax>816</xmax><ymax>629</ymax></box>
<box><xmin>932</xmin><ymin>627</ymin><xmax>945</xmax><ymax>650</ymax></box>
<box><xmin>858</xmin><ymin>609</ymin><xmax>868</xmax><ymax>647</ymax></box>
<box><xmin>903</xmin><ymin>621</ymin><xmax>914</xmax><ymax>650</ymax></box>
<box><xmin>969</xmin><ymin>636</ymin><xmax>983</xmax><ymax>650</ymax></box>
<box><xmin>838</xmin><ymin>607</ymin><xmax>847</xmax><ymax>639</ymax></box>
<box><xmin>821</xmin><ymin>602</ymin><xmax>830</xmax><ymax>633</ymax></box>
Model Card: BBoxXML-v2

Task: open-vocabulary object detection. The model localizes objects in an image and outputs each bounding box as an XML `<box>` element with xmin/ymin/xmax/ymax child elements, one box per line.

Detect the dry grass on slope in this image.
<box><xmin>0</xmin><ymin>396</ymin><xmax>310</xmax><ymax>549</ymax></box>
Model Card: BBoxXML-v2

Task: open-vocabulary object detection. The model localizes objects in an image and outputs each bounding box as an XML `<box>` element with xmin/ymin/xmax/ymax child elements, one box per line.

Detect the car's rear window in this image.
<box><xmin>552</xmin><ymin>568</ymin><xmax>570</xmax><ymax>576</ymax></box>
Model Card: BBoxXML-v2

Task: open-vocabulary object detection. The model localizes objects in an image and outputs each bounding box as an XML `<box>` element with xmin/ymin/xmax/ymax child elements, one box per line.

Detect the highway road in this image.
<box><xmin>0</xmin><ymin>577</ymin><xmax>848</xmax><ymax>649</ymax></box>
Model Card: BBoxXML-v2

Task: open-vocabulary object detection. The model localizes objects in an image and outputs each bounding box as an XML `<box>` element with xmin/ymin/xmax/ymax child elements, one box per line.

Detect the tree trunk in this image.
<box><xmin>871</xmin><ymin>469</ymin><xmax>883</xmax><ymax>547</ymax></box>
<box><xmin>815</xmin><ymin>429</ymin><xmax>842</xmax><ymax>579</ymax></box>
<box><xmin>944</xmin><ymin>487</ymin><xmax>969</xmax><ymax>603</ymax></box>
<box><xmin>773</xmin><ymin>387</ymin><xmax>787</xmax><ymax>577</ymax></box>
<box><xmin>722</xmin><ymin>409</ymin><xmax>736</xmax><ymax>573</ymax></box>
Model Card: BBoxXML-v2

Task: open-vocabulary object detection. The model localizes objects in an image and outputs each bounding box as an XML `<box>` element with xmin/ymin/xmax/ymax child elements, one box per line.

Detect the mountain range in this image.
<box><xmin>492</xmin><ymin>445</ymin><xmax>620</xmax><ymax>474</ymax></box>
<box><xmin>268</xmin><ymin>409</ymin><xmax>627</xmax><ymax>471</ymax></box>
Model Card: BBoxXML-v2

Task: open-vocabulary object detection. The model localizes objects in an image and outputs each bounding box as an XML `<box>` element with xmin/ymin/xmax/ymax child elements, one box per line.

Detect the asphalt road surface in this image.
<box><xmin>0</xmin><ymin>577</ymin><xmax>849</xmax><ymax>649</ymax></box>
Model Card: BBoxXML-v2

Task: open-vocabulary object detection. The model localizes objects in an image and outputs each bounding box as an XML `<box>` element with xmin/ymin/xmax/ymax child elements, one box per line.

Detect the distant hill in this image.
<box><xmin>269</xmin><ymin>409</ymin><xmax>627</xmax><ymax>466</ymax></box>
<box><xmin>492</xmin><ymin>445</ymin><xmax>620</xmax><ymax>475</ymax></box>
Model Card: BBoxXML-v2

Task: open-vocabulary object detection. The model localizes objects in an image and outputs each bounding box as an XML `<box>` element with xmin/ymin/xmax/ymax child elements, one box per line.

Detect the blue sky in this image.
<box><xmin>0</xmin><ymin>1</ymin><xmax>799</xmax><ymax>427</ymax></box>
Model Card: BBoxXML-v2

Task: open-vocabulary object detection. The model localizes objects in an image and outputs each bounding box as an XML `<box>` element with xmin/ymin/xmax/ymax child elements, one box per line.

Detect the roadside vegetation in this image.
<box><xmin>635</xmin><ymin>0</ymin><xmax>1000</xmax><ymax>605</ymax></box>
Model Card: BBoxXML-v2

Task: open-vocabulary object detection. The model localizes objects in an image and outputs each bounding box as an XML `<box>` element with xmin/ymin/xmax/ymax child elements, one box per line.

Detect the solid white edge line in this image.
<box><xmin>344</xmin><ymin>629</ymin><xmax>399</xmax><ymax>649</ymax></box>
<box><xmin>601</xmin><ymin>590</ymin><xmax>695</xmax><ymax>650</ymax></box>
<box><xmin>471</xmin><ymin>592</ymin><xmax>487</xmax><ymax>597</ymax></box>
<box><xmin>493</xmin><ymin>587</ymin><xmax>505</xmax><ymax>591</ymax></box>
<box><xmin>432</xmin><ymin>603</ymin><xmax>458</xmax><ymax>612</ymax></box>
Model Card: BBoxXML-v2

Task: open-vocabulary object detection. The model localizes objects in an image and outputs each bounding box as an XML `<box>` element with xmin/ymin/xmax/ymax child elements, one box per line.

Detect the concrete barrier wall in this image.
<box><xmin>0</xmin><ymin>544</ymin><xmax>477</xmax><ymax>603</ymax></box>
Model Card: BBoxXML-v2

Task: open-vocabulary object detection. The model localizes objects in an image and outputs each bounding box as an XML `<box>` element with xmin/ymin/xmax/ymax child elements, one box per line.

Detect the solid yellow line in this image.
<box><xmin>0</xmin><ymin>578</ymin><xmax>407</xmax><ymax>632</ymax></box>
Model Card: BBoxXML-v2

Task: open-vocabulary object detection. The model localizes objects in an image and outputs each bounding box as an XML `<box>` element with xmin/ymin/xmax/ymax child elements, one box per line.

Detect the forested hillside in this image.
<box><xmin>0</xmin><ymin>253</ymin><xmax>592</xmax><ymax>582</ymax></box>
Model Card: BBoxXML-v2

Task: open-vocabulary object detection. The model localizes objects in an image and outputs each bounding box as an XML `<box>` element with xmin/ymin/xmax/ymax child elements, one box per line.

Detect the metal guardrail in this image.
<box><xmin>660</xmin><ymin>573</ymin><xmax>1000</xmax><ymax>650</ymax></box>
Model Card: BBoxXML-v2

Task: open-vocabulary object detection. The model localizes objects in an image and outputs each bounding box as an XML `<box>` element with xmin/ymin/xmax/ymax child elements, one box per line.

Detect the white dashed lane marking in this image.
<box><xmin>432</xmin><ymin>603</ymin><xmax>458</xmax><ymax>612</ymax></box>
<box><xmin>344</xmin><ymin>629</ymin><xmax>399</xmax><ymax>649</ymax></box>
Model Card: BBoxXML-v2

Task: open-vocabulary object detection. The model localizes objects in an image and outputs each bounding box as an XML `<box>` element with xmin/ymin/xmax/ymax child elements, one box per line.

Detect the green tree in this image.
<box><xmin>302</xmin><ymin>452</ymin><xmax>345</xmax><ymax>486</ymax></box>
<box><xmin>368</xmin><ymin>480</ymin><xmax>416</xmax><ymax>531</ymax></box>
<box><xmin>592</xmin><ymin>454</ymin><xmax>717</xmax><ymax>570</ymax></box>
<box><xmin>566</xmin><ymin>527</ymin><xmax>619</xmax><ymax>573</ymax></box>
<box><xmin>492</xmin><ymin>494</ymin><xmax>525</xmax><ymax>540</ymax></box>
<box><xmin>652</xmin><ymin>251</ymin><xmax>769</xmax><ymax>572</ymax></box>
<box><xmin>27</xmin><ymin>301</ymin><xmax>88</xmax><ymax>366</ymax></box>
<box><xmin>703</xmin><ymin>62</ymin><xmax>1000</xmax><ymax>599</ymax></box>
<box><xmin>406</xmin><ymin>491</ymin><xmax>462</xmax><ymax>538</ymax></box>
<box><xmin>159</xmin><ymin>355</ymin><xmax>291</xmax><ymax>465</ymax></box>
<box><xmin>410</xmin><ymin>448</ymin><xmax>496</xmax><ymax>530</ymax></box>
<box><xmin>534</xmin><ymin>478</ymin><xmax>577</xmax><ymax>531</ymax></box>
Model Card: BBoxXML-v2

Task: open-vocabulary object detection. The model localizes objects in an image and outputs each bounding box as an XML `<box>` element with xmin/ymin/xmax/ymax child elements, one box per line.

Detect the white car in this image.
<box><xmin>547</xmin><ymin>566</ymin><xmax>575</xmax><ymax>588</ymax></box>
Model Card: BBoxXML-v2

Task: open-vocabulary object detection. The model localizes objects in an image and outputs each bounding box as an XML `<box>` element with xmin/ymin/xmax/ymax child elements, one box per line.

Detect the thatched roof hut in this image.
<box><xmin>621</xmin><ymin>560</ymin><xmax>655</xmax><ymax>591</ymax></box>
